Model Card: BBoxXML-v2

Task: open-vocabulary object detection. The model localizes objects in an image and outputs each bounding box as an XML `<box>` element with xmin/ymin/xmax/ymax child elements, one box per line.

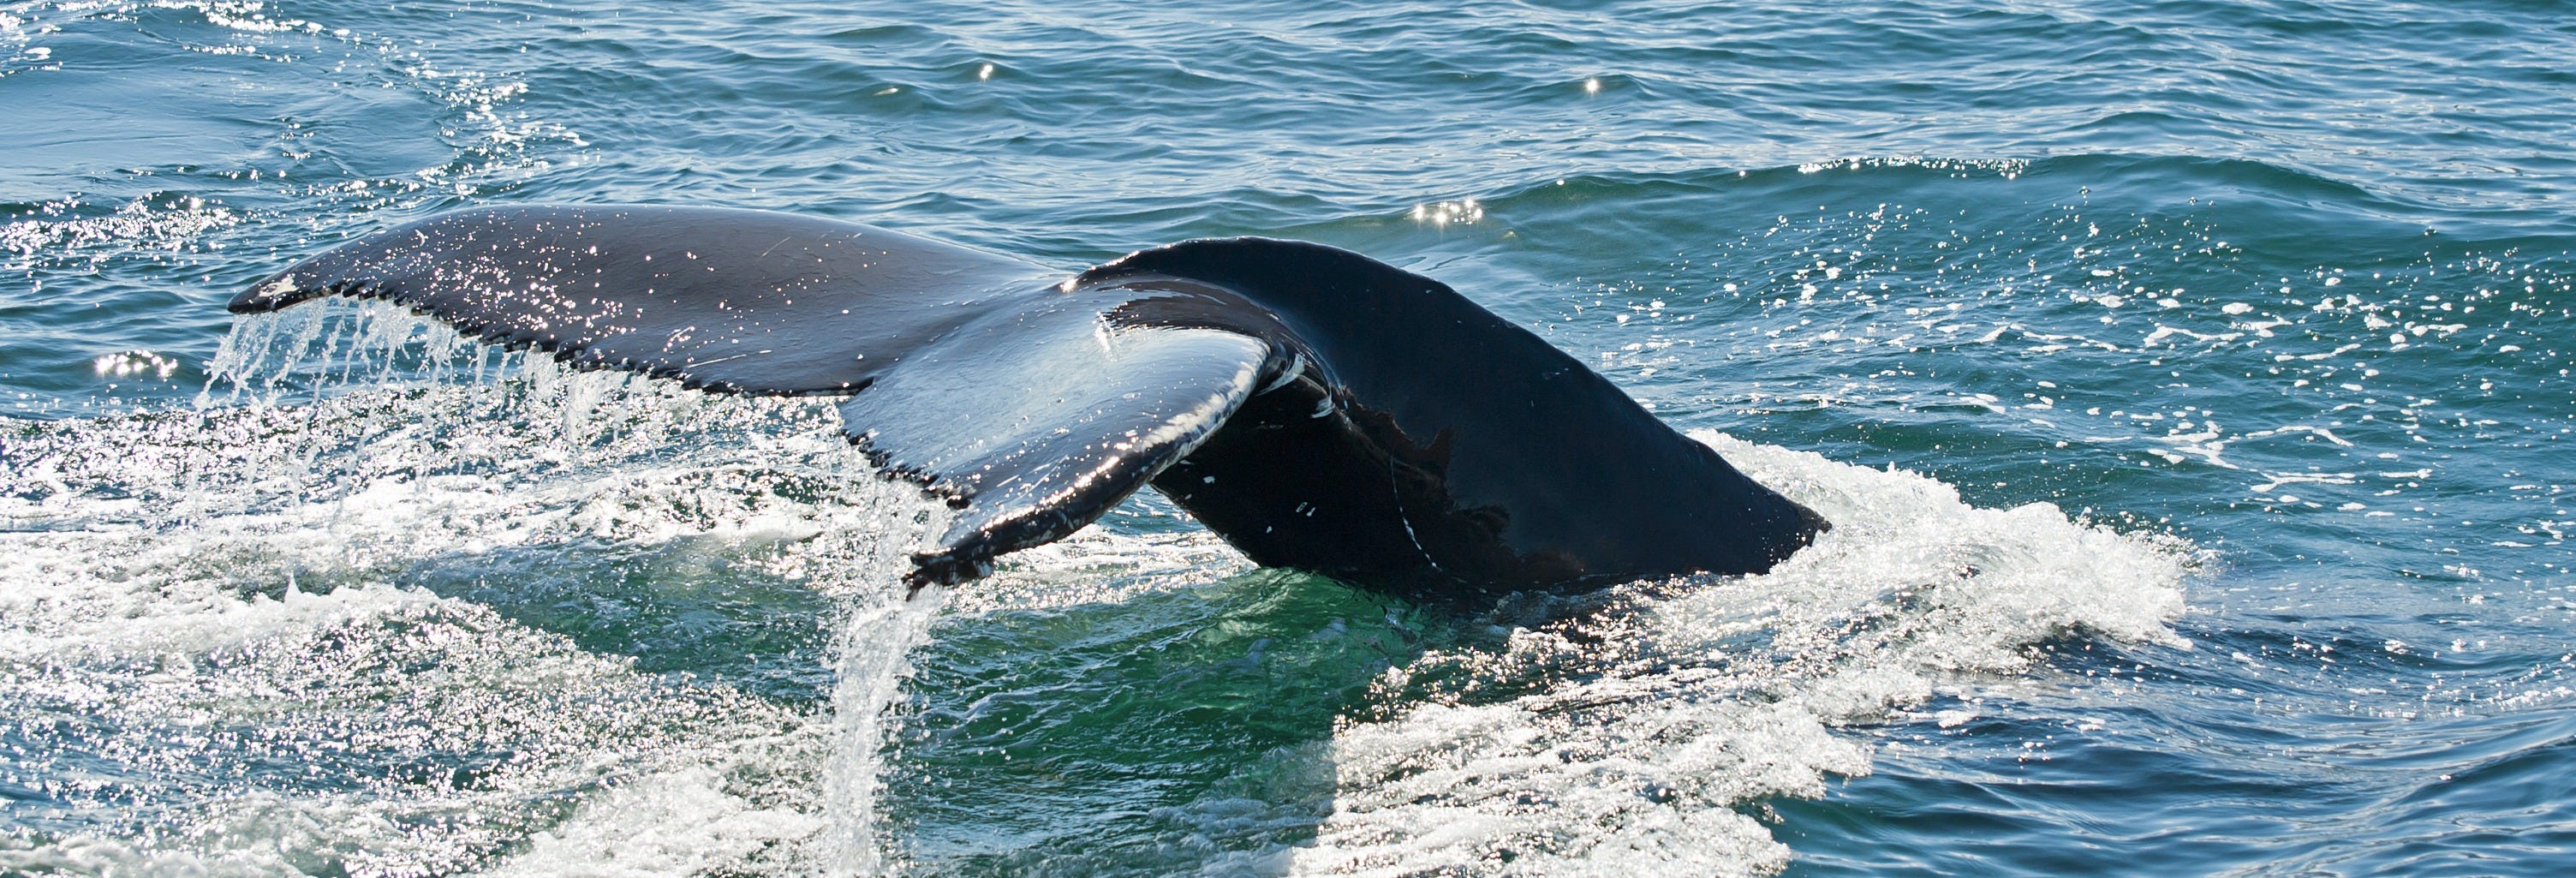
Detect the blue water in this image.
<box><xmin>3</xmin><ymin>1</ymin><xmax>2572</xmax><ymax>875</ymax></box>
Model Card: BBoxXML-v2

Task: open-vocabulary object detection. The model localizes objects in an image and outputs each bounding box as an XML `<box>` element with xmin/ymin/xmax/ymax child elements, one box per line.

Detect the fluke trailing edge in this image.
<box><xmin>231</xmin><ymin>205</ymin><xmax>1827</xmax><ymax>597</ymax></box>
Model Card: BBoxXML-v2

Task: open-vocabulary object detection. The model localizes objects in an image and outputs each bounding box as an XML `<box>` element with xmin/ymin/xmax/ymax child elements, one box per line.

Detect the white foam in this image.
<box><xmin>477</xmin><ymin>764</ymin><xmax>831</xmax><ymax>878</ymax></box>
<box><xmin>1287</xmin><ymin>431</ymin><xmax>2193</xmax><ymax>877</ymax></box>
<box><xmin>3</xmin><ymin>314</ymin><xmax>948</xmax><ymax>875</ymax></box>
<box><xmin>0</xmin><ymin>572</ymin><xmax>833</xmax><ymax>877</ymax></box>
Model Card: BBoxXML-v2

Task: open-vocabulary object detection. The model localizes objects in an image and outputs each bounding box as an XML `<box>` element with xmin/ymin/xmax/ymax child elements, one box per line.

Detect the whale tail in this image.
<box><xmin>234</xmin><ymin>205</ymin><xmax>1825</xmax><ymax>594</ymax></box>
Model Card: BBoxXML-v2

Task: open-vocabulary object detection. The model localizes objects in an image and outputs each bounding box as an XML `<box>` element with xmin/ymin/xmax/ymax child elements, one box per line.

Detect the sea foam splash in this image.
<box><xmin>3</xmin><ymin>303</ymin><xmax>949</xmax><ymax>875</ymax></box>
<box><xmin>1285</xmin><ymin>433</ymin><xmax>2193</xmax><ymax>877</ymax></box>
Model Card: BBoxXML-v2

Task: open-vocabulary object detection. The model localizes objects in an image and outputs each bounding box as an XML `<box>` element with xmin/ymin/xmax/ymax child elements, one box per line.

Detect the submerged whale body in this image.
<box><xmin>232</xmin><ymin>205</ymin><xmax>1827</xmax><ymax>597</ymax></box>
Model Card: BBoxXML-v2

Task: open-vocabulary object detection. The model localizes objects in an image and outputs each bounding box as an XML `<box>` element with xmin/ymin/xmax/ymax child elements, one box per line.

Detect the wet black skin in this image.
<box><xmin>231</xmin><ymin>205</ymin><xmax>1826</xmax><ymax>599</ymax></box>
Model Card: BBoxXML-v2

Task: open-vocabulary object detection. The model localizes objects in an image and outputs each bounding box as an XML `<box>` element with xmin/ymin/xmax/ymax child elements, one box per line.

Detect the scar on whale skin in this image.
<box><xmin>230</xmin><ymin>204</ymin><xmax>1828</xmax><ymax>600</ymax></box>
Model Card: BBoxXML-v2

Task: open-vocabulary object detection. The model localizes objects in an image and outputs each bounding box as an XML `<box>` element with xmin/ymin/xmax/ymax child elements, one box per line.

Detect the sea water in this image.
<box><xmin>2</xmin><ymin>1</ymin><xmax>2569</xmax><ymax>875</ymax></box>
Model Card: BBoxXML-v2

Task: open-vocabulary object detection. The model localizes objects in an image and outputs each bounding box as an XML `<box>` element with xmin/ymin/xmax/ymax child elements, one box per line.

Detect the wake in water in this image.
<box><xmin>2</xmin><ymin>303</ymin><xmax>2197</xmax><ymax>876</ymax></box>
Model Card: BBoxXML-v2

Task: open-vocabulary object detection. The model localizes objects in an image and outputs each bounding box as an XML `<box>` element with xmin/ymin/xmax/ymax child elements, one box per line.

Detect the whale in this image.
<box><xmin>231</xmin><ymin>205</ymin><xmax>1827</xmax><ymax>598</ymax></box>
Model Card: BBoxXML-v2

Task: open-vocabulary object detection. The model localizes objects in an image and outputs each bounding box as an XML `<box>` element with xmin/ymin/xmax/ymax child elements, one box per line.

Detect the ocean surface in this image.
<box><xmin>3</xmin><ymin>1</ymin><xmax>2571</xmax><ymax>875</ymax></box>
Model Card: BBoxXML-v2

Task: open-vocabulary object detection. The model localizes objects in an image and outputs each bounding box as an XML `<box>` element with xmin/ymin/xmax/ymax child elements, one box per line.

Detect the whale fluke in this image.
<box><xmin>233</xmin><ymin>205</ymin><xmax>1825</xmax><ymax>596</ymax></box>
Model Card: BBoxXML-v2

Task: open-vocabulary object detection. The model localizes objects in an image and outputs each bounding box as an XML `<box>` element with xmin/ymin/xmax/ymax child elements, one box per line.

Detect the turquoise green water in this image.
<box><xmin>3</xmin><ymin>1</ymin><xmax>2571</xmax><ymax>875</ymax></box>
